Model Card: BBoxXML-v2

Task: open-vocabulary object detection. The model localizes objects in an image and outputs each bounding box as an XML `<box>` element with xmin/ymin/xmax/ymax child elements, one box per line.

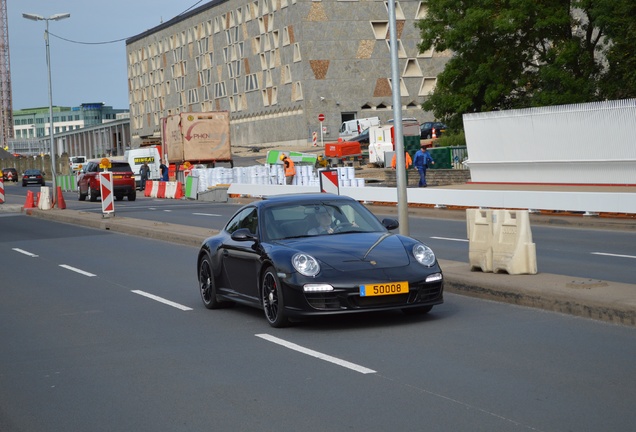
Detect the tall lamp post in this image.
<box><xmin>22</xmin><ymin>12</ymin><xmax>71</xmax><ymax>198</ymax></box>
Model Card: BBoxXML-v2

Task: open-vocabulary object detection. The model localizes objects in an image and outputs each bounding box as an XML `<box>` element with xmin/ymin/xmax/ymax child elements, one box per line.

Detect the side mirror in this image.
<box><xmin>381</xmin><ymin>218</ymin><xmax>399</xmax><ymax>231</ymax></box>
<box><xmin>231</xmin><ymin>228</ymin><xmax>258</xmax><ymax>242</ymax></box>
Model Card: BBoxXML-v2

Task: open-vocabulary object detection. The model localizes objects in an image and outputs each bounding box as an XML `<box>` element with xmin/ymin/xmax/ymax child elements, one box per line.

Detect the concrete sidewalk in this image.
<box><xmin>11</xmin><ymin>205</ymin><xmax>636</xmax><ymax>327</ymax></box>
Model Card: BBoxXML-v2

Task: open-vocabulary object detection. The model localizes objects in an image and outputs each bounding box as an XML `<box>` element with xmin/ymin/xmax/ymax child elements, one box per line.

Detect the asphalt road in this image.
<box><xmin>7</xmin><ymin>180</ymin><xmax>634</xmax><ymax>285</ymax></box>
<box><xmin>1</xmin><ymin>214</ymin><xmax>635</xmax><ymax>431</ymax></box>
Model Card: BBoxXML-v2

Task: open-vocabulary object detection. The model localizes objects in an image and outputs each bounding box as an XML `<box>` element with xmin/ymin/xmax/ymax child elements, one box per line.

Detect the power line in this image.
<box><xmin>48</xmin><ymin>1</ymin><xmax>206</xmax><ymax>46</ymax></box>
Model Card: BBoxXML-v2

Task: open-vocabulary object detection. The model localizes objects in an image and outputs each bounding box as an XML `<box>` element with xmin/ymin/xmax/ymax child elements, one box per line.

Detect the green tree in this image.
<box><xmin>417</xmin><ymin>0</ymin><xmax>633</xmax><ymax>130</ymax></box>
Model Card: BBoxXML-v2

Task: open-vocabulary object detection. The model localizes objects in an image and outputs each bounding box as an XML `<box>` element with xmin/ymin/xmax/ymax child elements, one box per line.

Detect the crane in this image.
<box><xmin>0</xmin><ymin>0</ymin><xmax>13</xmax><ymax>149</ymax></box>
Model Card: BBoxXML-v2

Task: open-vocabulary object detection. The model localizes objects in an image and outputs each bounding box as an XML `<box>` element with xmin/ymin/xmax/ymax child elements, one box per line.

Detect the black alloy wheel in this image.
<box><xmin>261</xmin><ymin>266</ymin><xmax>289</xmax><ymax>328</ymax></box>
<box><xmin>199</xmin><ymin>255</ymin><xmax>230</xmax><ymax>309</ymax></box>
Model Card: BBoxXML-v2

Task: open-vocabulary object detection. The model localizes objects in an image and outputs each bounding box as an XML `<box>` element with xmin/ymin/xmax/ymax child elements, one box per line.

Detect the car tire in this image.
<box><xmin>128</xmin><ymin>190</ymin><xmax>136</xmax><ymax>201</ymax></box>
<box><xmin>199</xmin><ymin>255</ymin><xmax>232</xmax><ymax>309</ymax></box>
<box><xmin>89</xmin><ymin>188</ymin><xmax>99</xmax><ymax>202</ymax></box>
<box><xmin>261</xmin><ymin>266</ymin><xmax>289</xmax><ymax>328</ymax></box>
<box><xmin>115</xmin><ymin>195</ymin><xmax>123</xmax><ymax>201</ymax></box>
<box><xmin>78</xmin><ymin>187</ymin><xmax>87</xmax><ymax>201</ymax></box>
<box><xmin>402</xmin><ymin>305</ymin><xmax>433</xmax><ymax>315</ymax></box>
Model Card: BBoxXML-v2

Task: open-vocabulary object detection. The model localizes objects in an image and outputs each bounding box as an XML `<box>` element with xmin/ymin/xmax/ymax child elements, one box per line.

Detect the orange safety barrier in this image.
<box><xmin>156</xmin><ymin>181</ymin><xmax>167</xmax><ymax>198</ymax></box>
<box><xmin>144</xmin><ymin>180</ymin><xmax>153</xmax><ymax>197</ymax></box>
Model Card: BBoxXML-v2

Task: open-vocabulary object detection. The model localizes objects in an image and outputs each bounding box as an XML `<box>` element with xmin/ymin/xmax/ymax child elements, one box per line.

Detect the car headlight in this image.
<box><xmin>412</xmin><ymin>244</ymin><xmax>436</xmax><ymax>267</ymax></box>
<box><xmin>292</xmin><ymin>253</ymin><xmax>320</xmax><ymax>277</ymax></box>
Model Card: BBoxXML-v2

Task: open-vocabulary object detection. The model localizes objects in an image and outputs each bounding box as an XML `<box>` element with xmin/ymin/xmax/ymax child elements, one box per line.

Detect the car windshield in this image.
<box><xmin>24</xmin><ymin>170</ymin><xmax>40</xmax><ymax>175</ymax></box>
<box><xmin>260</xmin><ymin>200</ymin><xmax>387</xmax><ymax>241</ymax></box>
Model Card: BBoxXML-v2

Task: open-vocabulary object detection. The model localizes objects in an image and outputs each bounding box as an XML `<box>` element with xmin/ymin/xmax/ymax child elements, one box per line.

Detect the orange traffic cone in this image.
<box><xmin>24</xmin><ymin>190</ymin><xmax>35</xmax><ymax>209</ymax></box>
<box><xmin>56</xmin><ymin>186</ymin><xmax>66</xmax><ymax>209</ymax></box>
<box><xmin>432</xmin><ymin>128</ymin><xmax>437</xmax><ymax>139</ymax></box>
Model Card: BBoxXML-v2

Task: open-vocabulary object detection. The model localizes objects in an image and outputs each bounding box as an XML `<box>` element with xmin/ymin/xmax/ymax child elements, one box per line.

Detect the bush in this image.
<box><xmin>436</xmin><ymin>130</ymin><xmax>466</xmax><ymax>147</ymax></box>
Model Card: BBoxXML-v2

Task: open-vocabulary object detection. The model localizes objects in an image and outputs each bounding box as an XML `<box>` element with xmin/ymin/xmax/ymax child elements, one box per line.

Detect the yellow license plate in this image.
<box><xmin>360</xmin><ymin>281</ymin><xmax>409</xmax><ymax>297</ymax></box>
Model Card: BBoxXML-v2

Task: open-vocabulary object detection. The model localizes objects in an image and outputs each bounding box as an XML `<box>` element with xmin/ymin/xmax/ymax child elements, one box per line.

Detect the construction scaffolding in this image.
<box><xmin>0</xmin><ymin>0</ymin><xmax>13</xmax><ymax>149</ymax></box>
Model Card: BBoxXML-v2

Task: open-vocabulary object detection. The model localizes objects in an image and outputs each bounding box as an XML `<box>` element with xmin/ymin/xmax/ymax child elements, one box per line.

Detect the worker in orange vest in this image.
<box><xmin>391</xmin><ymin>151</ymin><xmax>412</xmax><ymax>169</ymax></box>
<box><xmin>391</xmin><ymin>151</ymin><xmax>412</xmax><ymax>186</ymax></box>
<box><xmin>281</xmin><ymin>153</ymin><xmax>296</xmax><ymax>185</ymax></box>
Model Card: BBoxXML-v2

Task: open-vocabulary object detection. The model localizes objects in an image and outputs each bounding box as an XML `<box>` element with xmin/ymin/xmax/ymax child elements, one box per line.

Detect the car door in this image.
<box><xmin>78</xmin><ymin>163</ymin><xmax>92</xmax><ymax>194</ymax></box>
<box><xmin>219</xmin><ymin>207</ymin><xmax>262</xmax><ymax>303</ymax></box>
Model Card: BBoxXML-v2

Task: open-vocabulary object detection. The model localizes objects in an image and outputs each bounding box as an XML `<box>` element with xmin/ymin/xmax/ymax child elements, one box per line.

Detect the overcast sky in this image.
<box><xmin>9</xmin><ymin>0</ymin><xmax>207</xmax><ymax>111</ymax></box>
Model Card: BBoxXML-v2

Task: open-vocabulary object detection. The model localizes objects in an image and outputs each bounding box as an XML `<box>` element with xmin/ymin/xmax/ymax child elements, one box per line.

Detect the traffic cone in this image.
<box><xmin>56</xmin><ymin>186</ymin><xmax>66</xmax><ymax>209</ymax></box>
<box><xmin>432</xmin><ymin>128</ymin><xmax>437</xmax><ymax>139</ymax></box>
<box><xmin>24</xmin><ymin>190</ymin><xmax>35</xmax><ymax>209</ymax></box>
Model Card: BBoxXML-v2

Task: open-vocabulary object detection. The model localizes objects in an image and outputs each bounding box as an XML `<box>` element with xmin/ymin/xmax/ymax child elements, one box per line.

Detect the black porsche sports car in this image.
<box><xmin>197</xmin><ymin>193</ymin><xmax>444</xmax><ymax>327</ymax></box>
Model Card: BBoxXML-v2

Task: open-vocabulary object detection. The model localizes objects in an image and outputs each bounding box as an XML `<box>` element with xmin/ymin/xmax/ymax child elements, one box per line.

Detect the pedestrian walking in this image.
<box><xmin>413</xmin><ymin>145</ymin><xmax>435</xmax><ymax>187</ymax></box>
<box><xmin>139</xmin><ymin>162</ymin><xmax>150</xmax><ymax>190</ymax></box>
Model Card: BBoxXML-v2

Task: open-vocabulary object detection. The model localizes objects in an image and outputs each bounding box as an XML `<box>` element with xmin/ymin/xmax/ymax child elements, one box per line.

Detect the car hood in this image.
<box><xmin>280</xmin><ymin>233</ymin><xmax>410</xmax><ymax>271</ymax></box>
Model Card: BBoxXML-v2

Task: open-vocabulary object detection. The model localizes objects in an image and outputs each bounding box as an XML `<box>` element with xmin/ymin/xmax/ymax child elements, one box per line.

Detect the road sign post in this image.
<box><xmin>318</xmin><ymin>113</ymin><xmax>325</xmax><ymax>147</ymax></box>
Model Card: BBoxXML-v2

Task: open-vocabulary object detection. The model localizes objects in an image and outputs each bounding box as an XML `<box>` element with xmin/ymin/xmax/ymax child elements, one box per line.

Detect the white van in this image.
<box><xmin>69</xmin><ymin>156</ymin><xmax>87</xmax><ymax>173</ymax></box>
<box><xmin>339</xmin><ymin>117</ymin><xmax>380</xmax><ymax>140</ymax></box>
<box><xmin>124</xmin><ymin>147</ymin><xmax>161</xmax><ymax>189</ymax></box>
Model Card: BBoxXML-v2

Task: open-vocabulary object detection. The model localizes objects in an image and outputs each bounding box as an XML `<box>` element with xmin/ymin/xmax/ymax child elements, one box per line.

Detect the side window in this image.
<box><xmin>240</xmin><ymin>208</ymin><xmax>258</xmax><ymax>235</ymax></box>
<box><xmin>226</xmin><ymin>207</ymin><xmax>258</xmax><ymax>235</ymax></box>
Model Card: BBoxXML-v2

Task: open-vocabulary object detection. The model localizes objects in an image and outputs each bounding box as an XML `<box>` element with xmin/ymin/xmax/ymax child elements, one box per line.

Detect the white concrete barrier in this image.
<box><xmin>492</xmin><ymin>210</ymin><xmax>537</xmax><ymax>275</ymax></box>
<box><xmin>38</xmin><ymin>187</ymin><xmax>52</xmax><ymax>210</ymax></box>
<box><xmin>467</xmin><ymin>209</ymin><xmax>494</xmax><ymax>273</ymax></box>
<box><xmin>226</xmin><ymin>183</ymin><xmax>636</xmax><ymax>214</ymax></box>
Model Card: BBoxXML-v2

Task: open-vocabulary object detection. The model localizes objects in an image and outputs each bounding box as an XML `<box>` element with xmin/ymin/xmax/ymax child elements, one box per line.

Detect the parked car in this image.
<box><xmin>420</xmin><ymin>121</ymin><xmax>447</xmax><ymax>139</ymax></box>
<box><xmin>348</xmin><ymin>128</ymin><xmax>370</xmax><ymax>146</ymax></box>
<box><xmin>2</xmin><ymin>167</ymin><xmax>18</xmax><ymax>182</ymax></box>
<box><xmin>22</xmin><ymin>169</ymin><xmax>45</xmax><ymax>187</ymax></box>
<box><xmin>197</xmin><ymin>193</ymin><xmax>444</xmax><ymax>327</ymax></box>
<box><xmin>77</xmin><ymin>158</ymin><xmax>136</xmax><ymax>202</ymax></box>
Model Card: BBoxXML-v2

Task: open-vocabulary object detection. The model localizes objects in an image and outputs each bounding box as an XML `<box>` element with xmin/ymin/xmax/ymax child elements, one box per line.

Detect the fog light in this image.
<box><xmin>425</xmin><ymin>273</ymin><xmax>443</xmax><ymax>282</ymax></box>
<box><xmin>303</xmin><ymin>284</ymin><xmax>334</xmax><ymax>292</ymax></box>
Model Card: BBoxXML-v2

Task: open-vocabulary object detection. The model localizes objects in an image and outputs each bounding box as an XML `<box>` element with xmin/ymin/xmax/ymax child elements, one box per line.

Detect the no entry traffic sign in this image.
<box><xmin>318</xmin><ymin>113</ymin><xmax>325</xmax><ymax>122</ymax></box>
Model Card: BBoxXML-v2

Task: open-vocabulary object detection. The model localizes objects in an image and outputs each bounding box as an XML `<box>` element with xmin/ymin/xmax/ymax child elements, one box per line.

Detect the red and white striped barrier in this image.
<box><xmin>144</xmin><ymin>180</ymin><xmax>153</xmax><ymax>197</ymax></box>
<box><xmin>146</xmin><ymin>180</ymin><xmax>184</xmax><ymax>199</ymax></box>
<box><xmin>0</xmin><ymin>179</ymin><xmax>4</xmax><ymax>204</ymax></box>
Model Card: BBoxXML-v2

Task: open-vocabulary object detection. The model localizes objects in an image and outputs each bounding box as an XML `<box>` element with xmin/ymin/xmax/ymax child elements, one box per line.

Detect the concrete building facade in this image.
<box><xmin>126</xmin><ymin>0</ymin><xmax>450</xmax><ymax>149</ymax></box>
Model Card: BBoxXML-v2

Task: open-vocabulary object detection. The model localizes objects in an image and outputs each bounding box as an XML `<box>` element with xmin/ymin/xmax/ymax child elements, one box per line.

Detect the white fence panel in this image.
<box><xmin>463</xmin><ymin>99</ymin><xmax>636</xmax><ymax>185</ymax></box>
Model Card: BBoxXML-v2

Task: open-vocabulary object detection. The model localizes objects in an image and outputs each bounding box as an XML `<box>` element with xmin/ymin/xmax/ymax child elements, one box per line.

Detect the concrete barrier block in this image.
<box><xmin>492</xmin><ymin>210</ymin><xmax>537</xmax><ymax>275</ymax></box>
<box><xmin>468</xmin><ymin>209</ymin><xmax>494</xmax><ymax>272</ymax></box>
<box><xmin>38</xmin><ymin>187</ymin><xmax>52</xmax><ymax>210</ymax></box>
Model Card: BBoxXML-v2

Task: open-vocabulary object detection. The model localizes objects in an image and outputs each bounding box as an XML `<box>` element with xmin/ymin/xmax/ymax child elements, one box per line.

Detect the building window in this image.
<box><xmin>245</xmin><ymin>73</ymin><xmax>259</xmax><ymax>92</ymax></box>
<box><xmin>215</xmin><ymin>82</ymin><xmax>227</xmax><ymax>98</ymax></box>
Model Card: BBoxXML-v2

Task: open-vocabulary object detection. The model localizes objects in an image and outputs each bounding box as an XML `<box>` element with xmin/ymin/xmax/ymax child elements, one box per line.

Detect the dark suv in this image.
<box><xmin>77</xmin><ymin>159</ymin><xmax>136</xmax><ymax>202</ymax></box>
<box><xmin>2</xmin><ymin>167</ymin><xmax>18</xmax><ymax>182</ymax></box>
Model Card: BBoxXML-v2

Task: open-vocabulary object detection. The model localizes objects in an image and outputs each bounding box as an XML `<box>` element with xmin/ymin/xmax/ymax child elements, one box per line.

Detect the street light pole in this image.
<box><xmin>23</xmin><ymin>12</ymin><xmax>70</xmax><ymax>200</ymax></box>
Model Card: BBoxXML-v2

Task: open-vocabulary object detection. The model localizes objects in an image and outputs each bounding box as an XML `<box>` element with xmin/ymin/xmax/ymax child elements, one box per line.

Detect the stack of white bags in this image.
<box><xmin>190</xmin><ymin>165</ymin><xmax>365</xmax><ymax>193</ymax></box>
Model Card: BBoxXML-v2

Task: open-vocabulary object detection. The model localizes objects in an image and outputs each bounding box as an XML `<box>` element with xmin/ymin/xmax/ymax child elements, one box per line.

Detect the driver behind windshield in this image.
<box><xmin>308</xmin><ymin>207</ymin><xmax>335</xmax><ymax>235</ymax></box>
